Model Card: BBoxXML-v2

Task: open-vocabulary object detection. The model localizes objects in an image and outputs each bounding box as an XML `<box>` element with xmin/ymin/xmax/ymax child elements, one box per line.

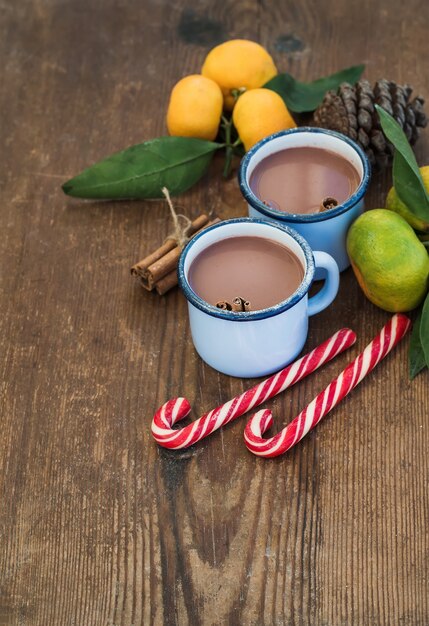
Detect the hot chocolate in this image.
<box><xmin>187</xmin><ymin>235</ymin><xmax>304</xmax><ymax>311</ymax></box>
<box><xmin>249</xmin><ymin>146</ymin><xmax>360</xmax><ymax>214</ymax></box>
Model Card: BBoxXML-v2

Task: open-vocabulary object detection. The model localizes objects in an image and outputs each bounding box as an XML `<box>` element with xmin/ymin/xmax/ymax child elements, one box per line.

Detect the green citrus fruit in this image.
<box><xmin>385</xmin><ymin>165</ymin><xmax>429</xmax><ymax>232</ymax></box>
<box><xmin>347</xmin><ymin>209</ymin><xmax>429</xmax><ymax>312</ymax></box>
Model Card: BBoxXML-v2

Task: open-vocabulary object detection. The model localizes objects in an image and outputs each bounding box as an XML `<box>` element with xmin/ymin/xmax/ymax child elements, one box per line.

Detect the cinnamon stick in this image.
<box><xmin>132</xmin><ymin>215</ymin><xmax>220</xmax><ymax>294</ymax></box>
<box><xmin>131</xmin><ymin>239</ymin><xmax>176</xmax><ymax>276</ymax></box>
<box><xmin>232</xmin><ymin>297</ymin><xmax>244</xmax><ymax>312</ymax></box>
<box><xmin>146</xmin><ymin>217</ymin><xmax>220</xmax><ymax>290</ymax></box>
<box><xmin>232</xmin><ymin>296</ymin><xmax>252</xmax><ymax>312</ymax></box>
<box><xmin>154</xmin><ymin>270</ymin><xmax>178</xmax><ymax>296</ymax></box>
<box><xmin>131</xmin><ymin>213</ymin><xmax>209</xmax><ymax>280</ymax></box>
<box><xmin>320</xmin><ymin>197</ymin><xmax>338</xmax><ymax>212</ymax></box>
<box><xmin>216</xmin><ymin>300</ymin><xmax>232</xmax><ymax>311</ymax></box>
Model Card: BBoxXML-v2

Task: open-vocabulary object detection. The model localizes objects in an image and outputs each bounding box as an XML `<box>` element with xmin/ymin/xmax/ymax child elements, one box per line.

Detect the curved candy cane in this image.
<box><xmin>151</xmin><ymin>328</ymin><xmax>356</xmax><ymax>449</ymax></box>
<box><xmin>244</xmin><ymin>314</ymin><xmax>411</xmax><ymax>458</ymax></box>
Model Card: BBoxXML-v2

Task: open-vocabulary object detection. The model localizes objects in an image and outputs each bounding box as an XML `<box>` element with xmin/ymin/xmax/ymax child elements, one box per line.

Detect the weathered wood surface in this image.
<box><xmin>1</xmin><ymin>0</ymin><xmax>428</xmax><ymax>624</ymax></box>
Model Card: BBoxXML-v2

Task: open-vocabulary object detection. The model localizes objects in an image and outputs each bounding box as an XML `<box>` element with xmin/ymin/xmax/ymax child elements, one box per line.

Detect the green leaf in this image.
<box><xmin>263</xmin><ymin>64</ymin><xmax>365</xmax><ymax>113</ymax></box>
<box><xmin>419</xmin><ymin>292</ymin><xmax>429</xmax><ymax>370</ymax></box>
<box><xmin>376</xmin><ymin>105</ymin><xmax>429</xmax><ymax>222</ymax></box>
<box><xmin>62</xmin><ymin>136</ymin><xmax>221</xmax><ymax>199</ymax></box>
<box><xmin>409</xmin><ymin>309</ymin><xmax>427</xmax><ymax>379</ymax></box>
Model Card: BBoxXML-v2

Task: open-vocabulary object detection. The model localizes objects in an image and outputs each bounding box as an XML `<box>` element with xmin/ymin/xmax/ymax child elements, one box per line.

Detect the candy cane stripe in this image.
<box><xmin>151</xmin><ymin>329</ymin><xmax>356</xmax><ymax>449</ymax></box>
<box><xmin>244</xmin><ymin>314</ymin><xmax>411</xmax><ymax>458</ymax></box>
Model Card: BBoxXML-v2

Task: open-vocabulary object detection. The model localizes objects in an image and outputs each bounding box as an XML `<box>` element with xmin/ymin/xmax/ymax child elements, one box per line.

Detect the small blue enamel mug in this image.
<box><xmin>238</xmin><ymin>127</ymin><xmax>371</xmax><ymax>273</ymax></box>
<box><xmin>178</xmin><ymin>218</ymin><xmax>340</xmax><ymax>378</ymax></box>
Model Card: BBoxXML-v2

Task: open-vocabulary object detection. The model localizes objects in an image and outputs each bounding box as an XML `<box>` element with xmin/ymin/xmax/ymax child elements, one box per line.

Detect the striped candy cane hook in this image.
<box><xmin>151</xmin><ymin>328</ymin><xmax>356</xmax><ymax>449</ymax></box>
<box><xmin>244</xmin><ymin>314</ymin><xmax>411</xmax><ymax>458</ymax></box>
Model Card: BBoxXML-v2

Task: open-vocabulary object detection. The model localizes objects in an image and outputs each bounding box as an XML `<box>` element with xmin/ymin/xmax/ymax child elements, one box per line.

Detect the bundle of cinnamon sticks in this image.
<box><xmin>131</xmin><ymin>213</ymin><xmax>220</xmax><ymax>295</ymax></box>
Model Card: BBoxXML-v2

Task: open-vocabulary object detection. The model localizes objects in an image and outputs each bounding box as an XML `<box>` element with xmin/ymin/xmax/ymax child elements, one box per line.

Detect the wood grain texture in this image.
<box><xmin>0</xmin><ymin>0</ymin><xmax>428</xmax><ymax>624</ymax></box>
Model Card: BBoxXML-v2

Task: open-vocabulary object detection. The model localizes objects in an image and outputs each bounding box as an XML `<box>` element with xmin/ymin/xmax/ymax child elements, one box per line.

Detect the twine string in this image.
<box><xmin>162</xmin><ymin>187</ymin><xmax>192</xmax><ymax>249</ymax></box>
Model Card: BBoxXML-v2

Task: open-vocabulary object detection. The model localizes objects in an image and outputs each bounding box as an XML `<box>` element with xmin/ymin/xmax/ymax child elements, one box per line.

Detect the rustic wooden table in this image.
<box><xmin>1</xmin><ymin>0</ymin><xmax>428</xmax><ymax>624</ymax></box>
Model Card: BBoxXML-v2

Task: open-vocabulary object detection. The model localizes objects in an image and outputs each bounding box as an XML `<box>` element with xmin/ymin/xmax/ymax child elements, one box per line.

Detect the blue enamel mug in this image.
<box><xmin>238</xmin><ymin>127</ymin><xmax>371</xmax><ymax>272</ymax></box>
<box><xmin>178</xmin><ymin>218</ymin><xmax>340</xmax><ymax>378</ymax></box>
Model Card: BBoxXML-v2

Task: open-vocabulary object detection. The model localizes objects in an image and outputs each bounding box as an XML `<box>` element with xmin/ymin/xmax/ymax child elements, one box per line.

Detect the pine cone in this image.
<box><xmin>313</xmin><ymin>79</ymin><xmax>427</xmax><ymax>167</ymax></box>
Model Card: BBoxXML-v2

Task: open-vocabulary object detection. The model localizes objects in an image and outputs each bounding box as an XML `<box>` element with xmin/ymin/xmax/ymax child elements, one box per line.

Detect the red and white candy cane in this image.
<box><xmin>244</xmin><ymin>313</ymin><xmax>411</xmax><ymax>458</ymax></box>
<box><xmin>151</xmin><ymin>328</ymin><xmax>356</xmax><ymax>449</ymax></box>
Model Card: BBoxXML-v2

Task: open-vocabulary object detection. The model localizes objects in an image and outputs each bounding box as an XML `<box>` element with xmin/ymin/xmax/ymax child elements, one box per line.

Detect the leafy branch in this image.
<box><xmin>376</xmin><ymin>107</ymin><xmax>429</xmax><ymax>379</ymax></box>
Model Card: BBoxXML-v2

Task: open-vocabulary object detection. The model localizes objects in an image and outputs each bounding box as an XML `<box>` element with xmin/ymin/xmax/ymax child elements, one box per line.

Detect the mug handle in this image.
<box><xmin>308</xmin><ymin>251</ymin><xmax>340</xmax><ymax>316</ymax></box>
